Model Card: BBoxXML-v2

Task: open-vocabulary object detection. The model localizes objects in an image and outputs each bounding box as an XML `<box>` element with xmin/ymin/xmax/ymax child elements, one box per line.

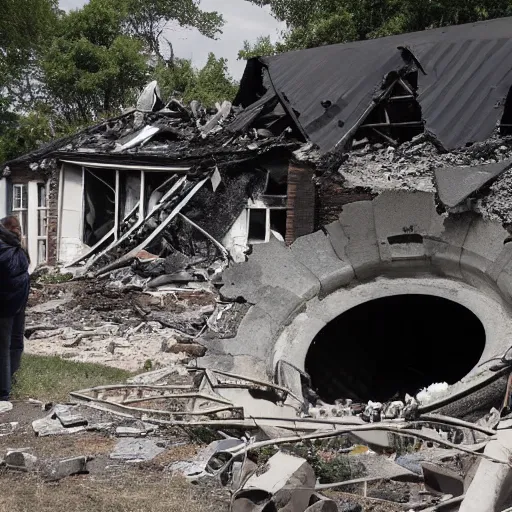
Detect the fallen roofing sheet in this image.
<box><xmin>435</xmin><ymin>158</ymin><xmax>512</xmax><ymax>208</ymax></box>
<box><xmin>239</xmin><ymin>17</ymin><xmax>512</xmax><ymax>153</ymax></box>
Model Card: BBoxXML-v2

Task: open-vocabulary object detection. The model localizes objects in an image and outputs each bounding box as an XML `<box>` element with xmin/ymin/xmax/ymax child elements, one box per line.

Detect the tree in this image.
<box><xmin>154</xmin><ymin>53</ymin><xmax>238</xmax><ymax>106</ymax></box>
<box><xmin>238</xmin><ymin>36</ymin><xmax>280</xmax><ymax>60</ymax></box>
<box><xmin>0</xmin><ymin>0</ymin><xmax>58</xmax><ymax>80</ymax></box>
<box><xmin>122</xmin><ymin>0</ymin><xmax>224</xmax><ymax>59</ymax></box>
<box><xmin>245</xmin><ymin>0</ymin><xmax>512</xmax><ymax>50</ymax></box>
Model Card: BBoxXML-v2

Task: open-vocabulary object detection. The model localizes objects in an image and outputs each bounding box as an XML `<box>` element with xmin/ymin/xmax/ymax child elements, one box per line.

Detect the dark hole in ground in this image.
<box><xmin>305</xmin><ymin>294</ymin><xmax>486</xmax><ymax>403</ymax></box>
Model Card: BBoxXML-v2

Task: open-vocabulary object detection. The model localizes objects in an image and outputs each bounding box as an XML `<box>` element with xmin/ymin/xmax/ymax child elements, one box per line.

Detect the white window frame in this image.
<box><xmin>11</xmin><ymin>183</ymin><xmax>28</xmax><ymax>246</ymax></box>
<box><xmin>35</xmin><ymin>182</ymin><xmax>49</xmax><ymax>265</ymax></box>
<box><xmin>247</xmin><ymin>199</ymin><xmax>288</xmax><ymax>244</ymax></box>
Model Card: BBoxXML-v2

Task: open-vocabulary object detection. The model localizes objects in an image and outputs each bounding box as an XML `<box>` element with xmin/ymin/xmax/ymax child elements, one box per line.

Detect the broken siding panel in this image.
<box><xmin>285</xmin><ymin>162</ymin><xmax>316</xmax><ymax>245</ymax></box>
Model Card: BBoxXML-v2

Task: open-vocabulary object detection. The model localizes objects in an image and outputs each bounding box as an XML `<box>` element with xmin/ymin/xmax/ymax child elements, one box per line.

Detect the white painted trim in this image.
<box><xmin>139</xmin><ymin>171</ymin><xmax>145</xmax><ymax>220</ymax></box>
<box><xmin>60</xmin><ymin>160</ymin><xmax>190</xmax><ymax>172</ymax></box>
<box><xmin>114</xmin><ymin>170</ymin><xmax>120</xmax><ymax>240</ymax></box>
<box><xmin>27</xmin><ymin>181</ymin><xmax>38</xmax><ymax>269</ymax></box>
<box><xmin>56</xmin><ymin>165</ymin><xmax>64</xmax><ymax>261</ymax></box>
<box><xmin>0</xmin><ymin>178</ymin><xmax>7</xmax><ymax>218</ymax></box>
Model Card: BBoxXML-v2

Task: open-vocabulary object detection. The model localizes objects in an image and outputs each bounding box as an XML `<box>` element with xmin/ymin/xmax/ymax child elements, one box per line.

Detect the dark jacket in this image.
<box><xmin>0</xmin><ymin>225</ymin><xmax>29</xmax><ymax>318</ymax></box>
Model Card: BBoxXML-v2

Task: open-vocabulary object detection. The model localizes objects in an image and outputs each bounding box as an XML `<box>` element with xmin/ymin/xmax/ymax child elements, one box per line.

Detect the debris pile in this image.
<box><xmin>2</xmin><ymin>360</ymin><xmax>502</xmax><ymax>511</ymax></box>
<box><xmin>336</xmin><ymin>133</ymin><xmax>512</xmax><ymax>225</ymax></box>
<box><xmin>25</xmin><ymin>277</ymin><xmax>238</xmax><ymax>370</ymax></box>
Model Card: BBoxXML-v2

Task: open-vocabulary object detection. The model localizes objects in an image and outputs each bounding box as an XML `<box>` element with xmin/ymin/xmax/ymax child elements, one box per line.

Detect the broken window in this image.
<box><xmin>353</xmin><ymin>71</ymin><xmax>424</xmax><ymax>147</ymax></box>
<box><xmin>248</xmin><ymin>208</ymin><xmax>267</xmax><ymax>242</ymax></box>
<box><xmin>270</xmin><ymin>209</ymin><xmax>287</xmax><ymax>240</ymax></box>
<box><xmin>83</xmin><ymin>169</ymin><xmax>116</xmax><ymax>247</ymax></box>
<box><xmin>12</xmin><ymin>183</ymin><xmax>28</xmax><ymax>245</ymax></box>
<box><xmin>263</xmin><ymin>165</ymin><xmax>288</xmax><ymax>196</ymax></box>
<box><xmin>247</xmin><ymin>207</ymin><xmax>287</xmax><ymax>243</ymax></box>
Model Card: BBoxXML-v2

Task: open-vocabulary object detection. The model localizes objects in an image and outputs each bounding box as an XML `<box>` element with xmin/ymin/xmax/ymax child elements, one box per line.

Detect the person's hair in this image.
<box><xmin>1</xmin><ymin>216</ymin><xmax>21</xmax><ymax>232</ymax></box>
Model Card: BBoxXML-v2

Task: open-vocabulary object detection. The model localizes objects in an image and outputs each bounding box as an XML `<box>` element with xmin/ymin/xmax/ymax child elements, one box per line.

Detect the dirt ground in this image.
<box><xmin>0</xmin><ymin>401</ymin><xmax>230</xmax><ymax>512</ymax></box>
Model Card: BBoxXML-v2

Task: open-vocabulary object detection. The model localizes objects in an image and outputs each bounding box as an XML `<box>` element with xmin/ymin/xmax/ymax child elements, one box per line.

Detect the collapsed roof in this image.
<box><xmin>236</xmin><ymin>17</ymin><xmax>512</xmax><ymax>154</ymax></box>
<box><xmin>0</xmin><ymin>83</ymin><xmax>301</xmax><ymax>175</ymax></box>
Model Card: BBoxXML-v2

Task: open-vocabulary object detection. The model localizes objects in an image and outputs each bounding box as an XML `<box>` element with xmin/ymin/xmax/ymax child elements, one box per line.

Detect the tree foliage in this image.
<box><xmin>0</xmin><ymin>0</ymin><xmax>58</xmax><ymax>80</ymax></box>
<box><xmin>123</xmin><ymin>0</ymin><xmax>224</xmax><ymax>58</ymax></box>
<box><xmin>0</xmin><ymin>0</ymin><xmax>233</xmax><ymax>163</ymax></box>
<box><xmin>246</xmin><ymin>0</ymin><xmax>512</xmax><ymax>50</ymax></box>
<box><xmin>155</xmin><ymin>53</ymin><xmax>238</xmax><ymax>106</ymax></box>
<box><xmin>238</xmin><ymin>36</ymin><xmax>281</xmax><ymax>60</ymax></box>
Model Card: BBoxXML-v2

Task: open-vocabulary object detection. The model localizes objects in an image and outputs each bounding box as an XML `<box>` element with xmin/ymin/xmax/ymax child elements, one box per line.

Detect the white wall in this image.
<box><xmin>58</xmin><ymin>164</ymin><xmax>86</xmax><ymax>263</ymax></box>
<box><xmin>223</xmin><ymin>209</ymin><xmax>249</xmax><ymax>263</ymax></box>
<box><xmin>0</xmin><ymin>178</ymin><xmax>7</xmax><ymax>219</ymax></box>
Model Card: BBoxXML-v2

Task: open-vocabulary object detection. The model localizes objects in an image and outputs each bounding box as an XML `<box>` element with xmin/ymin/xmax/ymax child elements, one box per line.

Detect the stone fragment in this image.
<box><xmin>233</xmin><ymin>452</ymin><xmax>315</xmax><ymax>512</ymax></box>
<box><xmin>110</xmin><ymin>438</ymin><xmax>166</xmax><ymax>463</ymax></box>
<box><xmin>163</xmin><ymin>342</ymin><xmax>207</xmax><ymax>358</ymax></box>
<box><xmin>46</xmin><ymin>456</ymin><xmax>89</xmax><ymax>481</ymax></box>
<box><xmin>54</xmin><ymin>406</ymin><xmax>88</xmax><ymax>427</ymax></box>
<box><xmin>4</xmin><ymin>451</ymin><xmax>37</xmax><ymax>471</ymax></box>
<box><xmin>421</xmin><ymin>462</ymin><xmax>464</xmax><ymax>497</ymax></box>
<box><xmin>306</xmin><ymin>493</ymin><xmax>339</xmax><ymax>512</ymax></box>
<box><xmin>0</xmin><ymin>402</ymin><xmax>13</xmax><ymax>414</ymax></box>
<box><xmin>33</xmin><ymin>405</ymin><xmax>87</xmax><ymax>436</ymax></box>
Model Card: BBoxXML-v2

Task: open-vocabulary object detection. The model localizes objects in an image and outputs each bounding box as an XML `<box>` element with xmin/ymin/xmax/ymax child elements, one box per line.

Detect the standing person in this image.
<box><xmin>0</xmin><ymin>216</ymin><xmax>30</xmax><ymax>401</ymax></box>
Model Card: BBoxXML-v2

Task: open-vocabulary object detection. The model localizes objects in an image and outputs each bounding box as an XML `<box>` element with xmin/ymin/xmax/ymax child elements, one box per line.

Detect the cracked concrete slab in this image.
<box><xmin>291</xmin><ymin>230</ymin><xmax>354</xmax><ymax>296</ymax></box>
<box><xmin>339</xmin><ymin>201</ymin><xmax>381</xmax><ymax>280</ymax></box>
<box><xmin>221</xmin><ymin>237</ymin><xmax>320</xmax><ymax>303</ymax></box>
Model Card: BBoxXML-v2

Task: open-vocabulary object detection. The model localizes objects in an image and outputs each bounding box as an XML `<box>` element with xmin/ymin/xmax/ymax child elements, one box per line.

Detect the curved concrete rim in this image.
<box><xmin>207</xmin><ymin>190</ymin><xmax>512</xmax><ymax>402</ymax></box>
<box><xmin>272</xmin><ymin>276</ymin><xmax>512</xmax><ymax>383</ymax></box>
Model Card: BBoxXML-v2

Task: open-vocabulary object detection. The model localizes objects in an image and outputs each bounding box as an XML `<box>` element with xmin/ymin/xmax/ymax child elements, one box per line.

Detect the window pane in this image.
<box><xmin>38</xmin><ymin>210</ymin><xmax>47</xmax><ymax>237</ymax></box>
<box><xmin>12</xmin><ymin>184</ymin><xmax>28</xmax><ymax>210</ymax></box>
<box><xmin>13</xmin><ymin>212</ymin><xmax>27</xmax><ymax>237</ymax></box>
<box><xmin>38</xmin><ymin>183</ymin><xmax>47</xmax><ymax>208</ymax></box>
<box><xmin>248</xmin><ymin>209</ymin><xmax>267</xmax><ymax>242</ymax></box>
<box><xmin>13</xmin><ymin>186</ymin><xmax>22</xmax><ymax>209</ymax></box>
<box><xmin>22</xmin><ymin>185</ymin><xmax>28</xmax><ymax>209</ymax></box>
<box><xmin>37</xmin><ymin>240</ymin><xmax>47</xmax><ymax>264</ymax></box>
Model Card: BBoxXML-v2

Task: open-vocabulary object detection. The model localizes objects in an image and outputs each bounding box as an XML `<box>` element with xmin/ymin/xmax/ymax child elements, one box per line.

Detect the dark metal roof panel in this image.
<box><xmin>435</xmin><ymin>159</ymin><xmax>512</xmax><ymax>207</ymax></box>
<box><xmin>257</xmin><ymin>17</ymin><xmax>512</xmax><ymax>153</ymax></box>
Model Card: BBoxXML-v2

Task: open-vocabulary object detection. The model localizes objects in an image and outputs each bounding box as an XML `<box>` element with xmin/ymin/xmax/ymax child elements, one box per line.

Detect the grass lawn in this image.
<box><xmin>12</xmin><ymin>354</ymin><xmax>132</xmax><ymax>402</ymax></box>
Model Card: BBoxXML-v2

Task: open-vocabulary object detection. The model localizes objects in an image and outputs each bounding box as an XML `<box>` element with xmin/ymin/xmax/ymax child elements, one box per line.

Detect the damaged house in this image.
<box><xmin>4</xmin><ymin>17</ymin><xmax>512</xmax><ymax>415</ymax></box>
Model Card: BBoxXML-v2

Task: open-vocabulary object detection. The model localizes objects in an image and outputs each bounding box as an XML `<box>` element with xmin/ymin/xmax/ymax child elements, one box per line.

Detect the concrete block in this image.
<box><xmin>339</xmin><ymin>201</ymin><xmax>381</xmax><ymax>280</ymax></box>
<box><xmin>421</xmin><ymin>462</ymin><xmax>464</xmax><ymax>497</ymax></box>
<box><xmin>46</xmin><ymin>456</ymin><xmax>88</xmax><ymax>481</ymax></box>
<box><xmin>461</xmin><ymin>216</ymin><xmax>510</xmax><ymax>282</ymax></box>
<box><xmin>292</xmin><ymin>230</ymin><xmax>355</xmax><ymax>295</ymax></box>
<box><xmin>4</xmin><ymin>451</ymin><xmax>37</xmax><ymax>471</ymax></box>
<box><xmin>373</xmin><ymin>190</ymin><xmax>436</xmax><ymax>235</ymax></box>
<box><xmin>110</xmin><ymin>438</ymin><xmax>166</xmax><ymax>463</ymax></box>
<box><xmin>255</xmin><ymin>285</ymin><xmax>306</xmax><ymax>327</ymax></box>
<box><xmin>234</xmin><ymin>452</ymin><xmax>315</xmax><ymax>512</ymax></box>
<box><xmin>497</xmin><ymin>260</ymin><xmax>512</xmax><ymax>302</ymax></box>
<box><xmin>220</xmin><ymin>305</ymin><xmax>275</xmax><ymax>360</ymax></box>
<box><xmin>487</xmin><ymin>243</ymin><xmax>512</xmax><ymax>282</ymax></box>
<box><xmin>324</xmin><ymin>221</ymin><xmax>350</xmax><ymax>261</ymax></box>
<box><xmin>426</xmin><ymin>214</ymin><xmax>474</xmax><ymax>280</ymax></box>
<box><xmin>222</xmin><ymin>237</ymin><xmax>320</xmax><ymax>303</ymax></box>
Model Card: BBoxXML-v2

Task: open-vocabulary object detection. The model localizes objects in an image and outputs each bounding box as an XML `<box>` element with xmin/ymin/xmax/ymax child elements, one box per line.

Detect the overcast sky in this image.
<box><xmin>59</xmin><ymin>0</ymin><xmax>284</xmax><ymax>79</ymax></box>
